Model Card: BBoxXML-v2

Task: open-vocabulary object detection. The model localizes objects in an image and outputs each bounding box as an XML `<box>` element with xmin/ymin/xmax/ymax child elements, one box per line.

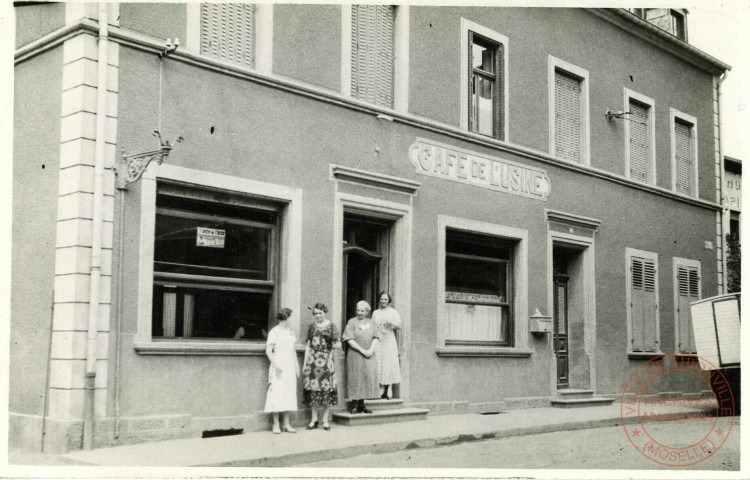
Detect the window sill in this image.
<box><xmin>436</xmin><ymin>346</ymin><xmax>533</xmax><ymax>358</ymax></box>
<box><xmin>134</xmin><ymin>340</ymin><xmax>306</xmax><ymax>356</ymax></box>
<box><xmin>628</xmin><ymin>351</ymin><xmax>664</xmax><ymax>360</ymax></box>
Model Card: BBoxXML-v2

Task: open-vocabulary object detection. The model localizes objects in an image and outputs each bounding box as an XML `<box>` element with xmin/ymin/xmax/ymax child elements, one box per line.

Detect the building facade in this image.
<box><xmin>12</xmin><ymin>4</ymin><xmax>731</xmax><ymax>453</ymax></box>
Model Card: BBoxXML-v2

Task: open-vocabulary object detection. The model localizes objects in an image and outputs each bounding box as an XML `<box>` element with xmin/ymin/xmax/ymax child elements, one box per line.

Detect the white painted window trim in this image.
<box><xmin>548</xmin><ymin>55</ymin><xmax>590</xmax><ymax>166</ymax></box>
<box><xmin>185</xmin><ymin>4</ymin><xmax>273</xmax><ymax>74</ymax></box>
<box><xmin>341</xmin><ymin>5</ymin><xmax>407</xmax><ymax>111</ymax></box>
<box><xmin>625</xmin><ymin>247</ymin><xmax>660</xmax><ymax>355</ymax></box>
<box><xmin>134</xmin><ymin>163</ymin><xmax>302</xmax><ymax>354</ymax></box>
<box><xmin>436</xmin><ymin>215</ymin><xmax>529</xmax><ymax>354</ymax></box>
<box><xmin>459</xmin><ymin>18</ymin><xmax>509</xmax><ymax>142</ymax></box>
<box><xmin>670</xmin><ymin>108</ymin><xmax>699</xmax><ymax>198</ymax></box>
<box><xmin>623</xmin><ymin>88</ymin><xmax>656</xmax><ymax>184</ymax></box>
<box><xmin>672</xmin><ymin>257</ymin><xmax>701</xmax><ymax>353</ymax></box>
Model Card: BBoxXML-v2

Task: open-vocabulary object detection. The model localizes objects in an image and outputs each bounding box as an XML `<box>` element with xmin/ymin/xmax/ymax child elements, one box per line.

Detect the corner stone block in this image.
<box><xmin>50</xmin><ymin>359</ymin><xmax>108</xmax><ymax>390</ymax></box>
<box><xmin>54</xmin><ymin>273</ymin><xmax>90</xmax><ymax>303</ymax></box>
<box><xmin>63</xmin><ymin>33</ymin><xmax>98</xmax><ymax>64</ymax></box>
<box><xmin>55</xmin><ymin>246</ymin><xmax>91</xmax><ymax>275</ymax></box>
<box><xmin>60</xmin><ymin>138</ymin><xmax>97</xmax><ymax>169</ymax></box>
<box><xmin>62</xmin><ymin>58</ymin><xmax>98</xmax><ymax>91</ymax></box>
<box><xmin>58</xmin><ymin>165</ymin><xmax>95</xmax><ymax>196</ymax></box>
<box><xmin>106</xmin><ymin>91</ymin><xmax>118</xmax><ymax>118</ymax></box>
<box><xmin>57</xmin><ymin>192</ymin><xmax>94</xmax><ymax>221</ymax></box>
<box><xmin>51</xmin><ymin>331</ymin><xmax>109</xmax><ymax>360</ymax></box>
<box><xmin>61</xmin><ymin>85</ymin><xmax>97</xmax><ymax>117</ymax></box>
<box><xmin>105</xmin><ymin>116</ymin><xmax>117</xmax><ymax>144</ymax></box>
<box><xmin>60</xmin><ymin>111</ymin><xmax>97</xmax><ymax>143</ymax></box>
<box><xmin>56</xmin><ymin>218</ymin><xmax>93</xmax><ymax>247</ymax></box>
<box><xmin>107</xmin><ymin>65</ymin><xmax>119</xmax><ymax>93</ymax></box>
<box><xmin>52</xmin><ymin>302</ymin><xmax>110</xmax><ymax>332</ymax></box>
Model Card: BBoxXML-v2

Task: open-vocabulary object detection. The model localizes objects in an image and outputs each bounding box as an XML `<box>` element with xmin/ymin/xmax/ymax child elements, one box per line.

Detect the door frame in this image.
<box><xmin>546</xmin><ymin>210</ymin><xmax>599</xmax><ymax>395</ymax></box>
<box><xmin>333</xmin><ymin>192</ymin><xmax>413</xmax><ymax>401</ymax></box>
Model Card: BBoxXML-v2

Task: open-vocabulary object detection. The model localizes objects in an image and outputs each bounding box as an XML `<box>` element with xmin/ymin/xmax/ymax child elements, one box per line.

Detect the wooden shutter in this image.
<box><xmin>631</xmin><ymin>257</ymin><xmax>658</xmax><ymax>352</ymax></box>
<box><xmin>351</xmin><ymin>5</ymin><xmax>394</xmax><ymax>108</ymax></box>
<box><xmin>200</xmin><ymin>3</ymin><xmax>255</xmax><ymax>68</ymax></box>
<box><xmin>676</xmin><ymin>265</ymin><xmax>699</xmax><ymax>352</ymax></box>
<box><xmin>674</xmin><ymin>120</ymin><xmax>693</xmax><ymax>195</ymax></box>
<box><xmin>554</xmin><ymin>71</ymin><xmax>581</xmax><ymax>162</ymax></box>
<box><xmin>629</xmin><ymin>101</ymin><xmax>649</xmax><ymax>182</ymax></box>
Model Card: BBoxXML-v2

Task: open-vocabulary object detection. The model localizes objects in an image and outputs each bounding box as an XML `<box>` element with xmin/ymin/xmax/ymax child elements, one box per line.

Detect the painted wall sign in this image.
<box><xmin>196</xmin><ymin>227</ymin><xmax>226</xmax><ymax>248</ymax></box>
<box><xmin>723</xmin><ymin>170</ymin><xmax>741</xmax><ymax>211</ymax></box>
<box><xmin>409</xmin><ymin>138</ymin><xmax>551</xmax><ymax>201</ymax></box>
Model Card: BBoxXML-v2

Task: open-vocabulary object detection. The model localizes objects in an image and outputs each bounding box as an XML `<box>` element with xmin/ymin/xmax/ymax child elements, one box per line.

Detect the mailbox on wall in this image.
<box><xmin>529</xmin><ymin>308</ymin><xmax>552</xmax><ymax>334</ymax></box>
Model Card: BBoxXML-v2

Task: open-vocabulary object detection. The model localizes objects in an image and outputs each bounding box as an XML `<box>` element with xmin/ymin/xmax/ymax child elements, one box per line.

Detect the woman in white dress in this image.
<box><xmin>264</xmin><ymin>308</ymin><xmax>299</xmax><ymax>434</ymax></box>
<box><xmin>372</xmin><ymin>292</ymin><xmax>401</xmax><ymax>399</ymax></box>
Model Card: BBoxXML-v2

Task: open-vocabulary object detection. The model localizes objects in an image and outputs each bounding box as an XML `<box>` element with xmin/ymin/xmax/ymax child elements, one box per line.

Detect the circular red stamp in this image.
<box><xmin>620</xmin><ymin>352</ymin><xmax>735</xmax><ymax>467</ymax></box>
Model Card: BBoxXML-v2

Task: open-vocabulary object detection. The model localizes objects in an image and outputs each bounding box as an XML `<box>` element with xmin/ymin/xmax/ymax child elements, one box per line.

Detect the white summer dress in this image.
<box><xmin>372</xmin><ymin>306</ymin><xmax>402</xmax><ymax>385</ymax></box>
<box><xmin>264</xmin><ymin>325</ymin><xmax>298</xmax><ymax>412</ymax></box>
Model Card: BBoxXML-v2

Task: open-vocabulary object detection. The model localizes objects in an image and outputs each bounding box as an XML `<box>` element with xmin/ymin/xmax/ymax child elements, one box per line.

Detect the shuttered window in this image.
<box><xmin>554</xmin><ymin>70</ymin><xmax>582</xmax><ymax>163</ymax></box>
<box><xmin>468</xmin><ymin>32</ymin><xmax>504</xmax><ymax>139</ymax></box>
<box><xmin>676</xmin><ymin>264</ymin><xmax>700</xmax><ymax>352</ymax></box>
<box><xmin>351</xmin><ymin>5</ymin><xmax>395</xmax><ymax>108</ymax></box>
<box><xmin>629</xmin><ymin>100</ymin><xmax>650</xmax><ymax>183</ymax></box>
<box><xmin>674</xmin><ymin>119</ymin><xmax>694</xmax><ymax>196</ymax></box>
<box><xmin>200</xmin><ymin>3</ymin><xmax>255</xmax><ymax>68</ymax></box>
<box><xmin>630</xmin><ymin>256</ymin><xmax>658</xmax><ymax>352</ymax></box>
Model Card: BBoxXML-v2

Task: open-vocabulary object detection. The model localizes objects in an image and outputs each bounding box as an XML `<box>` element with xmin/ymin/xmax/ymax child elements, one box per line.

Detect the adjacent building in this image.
<box><xmin>12</xmin><ymin>4</ymin><xmax>732</xmax><ymax>453</ymax></box>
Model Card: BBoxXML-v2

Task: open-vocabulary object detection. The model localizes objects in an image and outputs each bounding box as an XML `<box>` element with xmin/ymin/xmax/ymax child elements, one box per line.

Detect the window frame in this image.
<box><xmin>436</xmin><ymin>215</ymin><xmax>530</xmax><ymax>357</ymax></box>
<box><xmin>673</xmin><ymin>257</ymin><xmax>701</xmax><ymax>354</ymax></box>
<box><xmin>625</xmin><ymin>248</ymin><xmax>661</xmax><ymax>357</ymax></box>
<box><xmin>548</xmin><ymin>55</ymin><xmax>590</xmax><ymax>166</ymax></box>
<box><xmin>670</xmin><ymin>108</ymin><xmax>699</xmax><ymax>198</ymax></box>
<box><xmin>134</xmin><ymin>163</ymin><xmax>303</xmax><ymax>355</ymax></box>
<box><xmin>623</xmin><ymin>88</ymin><xmax>656</xmax><ymax>184</ymax></box>
<box><xmin>460</xmin><ymin>18</ymin><xmax>509</xmax><ymax>142</ymax></box>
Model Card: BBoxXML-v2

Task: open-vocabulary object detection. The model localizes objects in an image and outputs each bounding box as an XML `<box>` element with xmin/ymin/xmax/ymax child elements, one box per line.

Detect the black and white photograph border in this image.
<box><xmin>2</xmin><ymin>0</ymin><xmax>748</xmax><ymax>478</ymax></box>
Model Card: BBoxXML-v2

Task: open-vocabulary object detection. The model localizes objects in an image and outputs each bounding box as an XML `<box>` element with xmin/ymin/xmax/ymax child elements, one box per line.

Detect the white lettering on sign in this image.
<box><xmin>196</xmin><ymin>227</ymin><xmax>226</xmax><ymax>248</ymax></box>
<box><xmin>723</xmin><ymin>170</ymin><xmax>741</xmax><ymax>211</ymax></box>
<box><xmin>409</xmin><ymin>138</ymin><xmax>551</xmax><ymax>201</ymax></box>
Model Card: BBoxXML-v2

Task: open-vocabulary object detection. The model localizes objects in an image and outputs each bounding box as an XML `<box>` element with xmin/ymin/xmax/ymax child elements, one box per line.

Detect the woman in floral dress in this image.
<box><xmin>302</xmin><ymin>303</ymin><xmax>340</xmax><ymax>431</ymax></box>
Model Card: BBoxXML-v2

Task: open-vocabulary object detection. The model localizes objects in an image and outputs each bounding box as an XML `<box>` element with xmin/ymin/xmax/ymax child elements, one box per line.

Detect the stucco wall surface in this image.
<box><xmin>119</xmin><ymin>3</ymin><xmax>187</xmax><ymax>42</ymax></box>
<box><xmin>15</xmin><ymin>3</ymin><xmax>66</xmax><ymax>49</ymax></box>
<box><xmin>11</xmin><ymin>48</ymin><xmax>64</xmax><ymax>417</ymax></box>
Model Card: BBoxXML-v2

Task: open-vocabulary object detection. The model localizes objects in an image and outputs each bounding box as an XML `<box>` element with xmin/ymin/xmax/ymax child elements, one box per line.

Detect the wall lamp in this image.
<box><xmin>605</xmin><ymin>108</ymin><xmax>632</xmax><ymax>122</ymax></box>
<box><xmin>115</xmin><ymin>131</ymin><xmax>183</xmax><ymax>190</ymax></box>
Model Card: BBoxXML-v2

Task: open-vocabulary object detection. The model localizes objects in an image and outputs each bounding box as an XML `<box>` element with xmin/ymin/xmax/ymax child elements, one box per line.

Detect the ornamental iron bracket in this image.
<box><xmin>116</xmin><ymin>131</ymin><xmax>183</xmax><ymax>190</ymax></box>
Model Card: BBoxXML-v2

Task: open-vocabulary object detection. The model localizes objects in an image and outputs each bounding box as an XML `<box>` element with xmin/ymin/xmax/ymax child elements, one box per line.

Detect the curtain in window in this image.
<box><xmin>674</xmin><ymin>121</ymin><xmax>693</xmax><ymax>195</ymax></box>
<box><xmin>629</xmin><ymin>101</ymin><xmax>649</xmax><ymax>182</ymax></box>
<box><xmin>201</xmin><ymin>3</ymin><xmax>255</xmax><ymax>68</ymax></box>
<box><xmin>351</xmin><ymin>5</ymin><xmax>395</xmax><ymax>108</ymax></box>
<box><xmin>554</xmin><ymin>71</ymin><xmax>581</xmax><ymax>162</ymax></box>
<box><xmin>676</xmin><ymin>265</ymin><xmax>699</xmax><ymax>352</ymax></box>
<box><xmin>631</xmin><ymin>257</ymin><xmax>658</xmax><ymax>352</ymax></box>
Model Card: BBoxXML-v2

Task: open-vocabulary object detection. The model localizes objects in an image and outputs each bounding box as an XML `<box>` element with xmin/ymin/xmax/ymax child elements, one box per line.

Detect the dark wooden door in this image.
<box><xmin>554</xmin><ymin>275</ymin><xmax>569</xmax><ymax>388</ymax></box>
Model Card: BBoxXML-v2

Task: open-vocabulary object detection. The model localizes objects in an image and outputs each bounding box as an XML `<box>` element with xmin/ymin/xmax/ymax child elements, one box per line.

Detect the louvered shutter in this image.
<box><xmin>629</xmin><ymin>101</ymin><xmax>649</xmax><ymax>182</ymax></box>
<box><xmin>201</xmin><ymin>3</ymin><xmax>255</xmax><ymax>68</ymax></box>
<box><xmin>674</xmin><ymin>120</ymin><xmax>693</xmax><ymax>195</ymax></box>
<box><xmin>554</xmin><ymin>71</ymin><xmax>581</xmax><ymax>163</ymax></box>
<box><xmin>351</xmin><ymin>5</ymin><xmax>394</xmax><ymax>108</ymax></box>
<box><xmin>631</xmin><ymin>257</ymin><xmax>658</xmax><ymax>352</ymax></box>
<box><xmin>676</xmin><ymin>265</ymin><xmax>699</xmax><ymax>352</ymax></box>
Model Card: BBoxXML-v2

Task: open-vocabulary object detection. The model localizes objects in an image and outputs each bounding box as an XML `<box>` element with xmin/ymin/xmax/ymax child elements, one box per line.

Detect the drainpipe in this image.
<box><xmin>83</xmin><ymin>2</ymin><xmax>109</xmax><ymax>450</ymax></box>
<box><xmin>717</xmin><ymin>71</ymin><xmax>728</xmax><ymax>293</ymax></box>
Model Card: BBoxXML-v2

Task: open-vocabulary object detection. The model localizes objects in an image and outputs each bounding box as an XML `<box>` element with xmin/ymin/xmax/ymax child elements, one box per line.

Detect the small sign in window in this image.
<box><xmin>196</xmin><ymin>227</ymin><xmax>226</xmax><ymax>248</ymax></box>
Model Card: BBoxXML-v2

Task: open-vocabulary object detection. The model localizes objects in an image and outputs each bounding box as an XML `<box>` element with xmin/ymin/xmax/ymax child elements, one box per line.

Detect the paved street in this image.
<box><xmin>299</xmin><ymin>418</ymin><xmax>739</xmax><ymax>470</ymax></box>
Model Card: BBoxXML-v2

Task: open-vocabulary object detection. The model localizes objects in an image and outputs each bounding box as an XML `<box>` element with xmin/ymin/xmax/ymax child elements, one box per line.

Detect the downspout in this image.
<box><xmin>83</xmin><ymin>2</ymin><xmax>109</xmax><ymax>450</ymax></box>
<box><xmin>717</xmin><ymin>71</ymin><xmax>728</xmax><ymax>293</ymax></box>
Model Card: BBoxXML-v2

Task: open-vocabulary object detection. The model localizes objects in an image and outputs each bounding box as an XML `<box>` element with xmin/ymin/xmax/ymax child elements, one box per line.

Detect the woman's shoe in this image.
<box><xmin>282</xmin><ymin>426</ymin><xmax>297</xmax><ymax>433</ymax></box>
<box><xmin>381</xmin><ymin>391</ymin><xmax>389</xmax><ymax>400</ymax></box>
<box><xmin>357</xmin><ymin>407</ymin><xmax>373</xmax><ymax>414</ymax></box>
<box><xmin>272</xmin><ymin>425</ymin><xmax>281</xmax><ymax>434</ymax></box>
<box><xmin>306</xmin><ymin>421</ymin><xmax>318</xmax><ymax>430</ymax></box>
<box><xmin>347</xmin><ymin>406</ymin><xmax>358</xmax><ymax>414</ymax></box>
<box><xmin>322</xmin><ymin>423</ymin><xmax>331</xmax><ymax>431</ymax></box>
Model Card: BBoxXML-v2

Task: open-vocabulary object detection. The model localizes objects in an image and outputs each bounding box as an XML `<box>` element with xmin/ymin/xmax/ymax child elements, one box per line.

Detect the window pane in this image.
<box><xmin>154</xmin><ymin>213</ymin><xmax>271</xmax><ymax>280</ymax></box>
<box><xmin>472</xmin><ymin>41</ymin><xmax>494</xmax><ymax>72</ymax></box>
<box><xmin>472</xmin><ymin>76</ymin><xmax>494</xmax><ymax>136</ymax></box>
<box><xmin>446</xmin><ymin>256</ymin><xmax>505</xmax><ymax>300</ymax></box>
<box><xmin>152</xmin><ymin>286</ymin><xmax>271</xmax><ymax>340</ymax></box>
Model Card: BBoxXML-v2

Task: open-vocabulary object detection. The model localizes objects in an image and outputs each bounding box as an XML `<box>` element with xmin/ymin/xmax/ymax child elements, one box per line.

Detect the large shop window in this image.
<box><xmin>674</xmin><ymin>258</ymin><xmax>701</xmax><ymax>353</ymax></box>
<box><xmin>351</xmin><ymin>5</ymin><xmax>395</xmax><ymax>108</ymax></box>
<box><xmin>445</xmin><ymin>229</ymin><xmax>513</xmax><ymax>346</ymax></box>
<box><xmin>200</xmin><ymin>3</ymin><xmax>255</xmax><ymax>68</ymax></box>
<box><xmin>627</xmin><ymin>249</ymin><xmax>660</xmax><ymax>353</ymax></box>
<box><xmin>151</xmin><ymin>183</ymin><xmax>280</xmax><ymax>341</ymax></box>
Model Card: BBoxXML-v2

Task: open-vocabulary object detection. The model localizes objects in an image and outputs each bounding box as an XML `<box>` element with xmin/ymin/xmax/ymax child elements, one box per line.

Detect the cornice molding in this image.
<box><xmin>546</xmin><ymin>210</ymin><xmax>602</xmax><ymax>230</ymax></box>
<box><xmin>330</xmin><ymin>164</ymin><xmax>421</xmax><ymax>195</ymax></box>
<box><xmin>16</xmin><ymin>20</ymin><xmax>723</xmax><ymax>213</ymax></box>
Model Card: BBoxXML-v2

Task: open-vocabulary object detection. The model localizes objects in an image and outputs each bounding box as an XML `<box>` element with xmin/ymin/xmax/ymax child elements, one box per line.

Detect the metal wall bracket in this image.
<box><xmin>116</xmin><ymin>131</ymin><xmax>183</xmax><ymax>190</ymax></box>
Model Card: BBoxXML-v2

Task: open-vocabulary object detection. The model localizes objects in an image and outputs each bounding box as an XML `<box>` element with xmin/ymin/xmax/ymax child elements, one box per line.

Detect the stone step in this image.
<box><xmin>557</xmin><ymin>389</ymin><xmax>595</xmax><ymax>399</ymax></box>
<box><xmin>550</xmin><ymin>397</ymin><xmax>615</xmax><ymax>408</ymax></box>
<box><xmin>363</xmin><ymin>398</ymin><xmax>404</xmax><ymax>411</ymax></box>
<box><xmin>332</xmin><ymin>408</ymin><xmax>430</xmax><ymax>426</ymax></box>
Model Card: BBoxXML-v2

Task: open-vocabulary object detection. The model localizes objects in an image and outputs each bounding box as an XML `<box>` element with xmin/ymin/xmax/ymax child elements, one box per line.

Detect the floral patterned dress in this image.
<box><xmin>302</xmin><ymin>321</ymin><xmax>339</xmax><ymax>407</ymax></box>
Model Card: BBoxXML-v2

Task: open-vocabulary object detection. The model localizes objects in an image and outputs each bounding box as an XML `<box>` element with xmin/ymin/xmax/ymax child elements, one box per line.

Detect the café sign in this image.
<box><xmin>409</xmin><ymin>138</ymin><xmax>550</xmax><ymax>201</ymax></box>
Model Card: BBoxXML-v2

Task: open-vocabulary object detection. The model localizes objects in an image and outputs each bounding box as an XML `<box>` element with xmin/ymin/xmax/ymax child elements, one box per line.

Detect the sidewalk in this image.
<box><xmin>11</xmin><ymin>402</ymin><xmax>719</xmax><ymax>468</ymax></box>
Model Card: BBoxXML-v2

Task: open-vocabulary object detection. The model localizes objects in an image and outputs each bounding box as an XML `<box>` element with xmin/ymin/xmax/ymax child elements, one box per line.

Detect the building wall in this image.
<box><xmin>119</xmin><ymin>3</ymin><xmax>187</xmax><ymax>41</ymax></box>
<box><xmin>10</xmin><ymin>46</ymin><xmax>64</xmax><ymax>449</ymax></box>
<box><xmin>15</xmin><ymin>3</ymin><xmax>65</xmax><ymax>48</ymax></box>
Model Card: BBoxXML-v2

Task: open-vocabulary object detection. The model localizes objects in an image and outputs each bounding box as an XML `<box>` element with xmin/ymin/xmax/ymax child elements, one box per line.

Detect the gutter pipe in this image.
<box><xmin>83</xmin><ymin>2</ymin><xmax>109</xmax><ymax>450</ymax></box>
<box><xmin>717</xmin><ymin>71</ymin><xmax>729</xmax><ymax>293</ymax></box>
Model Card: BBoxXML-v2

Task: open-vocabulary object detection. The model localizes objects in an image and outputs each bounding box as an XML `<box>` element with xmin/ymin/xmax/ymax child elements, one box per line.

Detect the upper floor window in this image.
<box><xmin>548</xmin><ymin>56</ymin><xmax>589</xmax><ymax>165</ymax></box>
<box><xmin>199</xmin><ymin>3</ymin><xmax>255</xmax><ymax>68</ymax></box>
<box><xmin>624</xmin><ymin>89</ymin><xmax>656</xmax><ymax>184</ymax></box>
<box><xmin>350</xmin><ymin>5</ymin><xmax>395</xmax><ymax>108</ymax></box>
<box><xmin>461</xmin><ymin>19</ymin><xmax>507</xmax><ymax>141</ymax></box>
<box><xmin>670</xmin><ymin>109</ymin><xmax>698</xmax><ymax>197</ymax></box>
<box><xmin>645</xmin><ymin>8</ymin><xmax>687</xmax><ymax>41</ymax></box>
